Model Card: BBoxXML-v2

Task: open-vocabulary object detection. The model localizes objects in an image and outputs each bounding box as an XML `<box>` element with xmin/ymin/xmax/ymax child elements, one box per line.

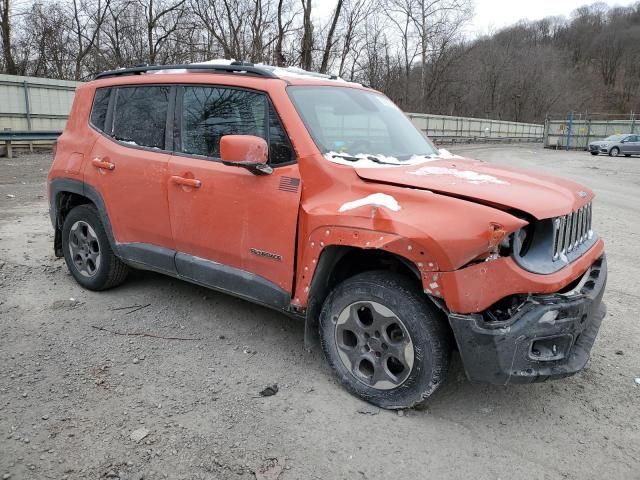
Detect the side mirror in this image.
<box><xmin>220</xmin><ymin>135</ymin><xmax>272</xmax><ymax>175</ymax></box>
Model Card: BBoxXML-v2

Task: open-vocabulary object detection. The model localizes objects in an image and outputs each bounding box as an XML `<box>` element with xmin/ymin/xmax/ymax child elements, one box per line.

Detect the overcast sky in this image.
<box><xmin>467</xmin><ymin>0</ymin><xmax>624</xmax><ymax>36</ymax></box>
<box><xmin>315</xmin><ymin>0</ymin><xmax>627</xmax><ymax>38</ymax></box>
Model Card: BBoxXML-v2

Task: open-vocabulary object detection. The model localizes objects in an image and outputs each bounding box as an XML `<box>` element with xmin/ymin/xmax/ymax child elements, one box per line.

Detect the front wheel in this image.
<box><xmin>62</xmin><ymin>204</ymin><xmax>129</xmax><ymax>290</ymax></box>
<box><xmin>609</xmin><ymin>147</ymin><xmax>620</xmax><ymax>157</ymax></box>
<box><xmin>319</xmin><ymin>271</ymin><xmax>451</xmax><ymax>409</ymax></box>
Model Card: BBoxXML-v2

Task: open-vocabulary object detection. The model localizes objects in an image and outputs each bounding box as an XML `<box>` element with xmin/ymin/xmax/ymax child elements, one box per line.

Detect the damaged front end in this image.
<box><xmin>448</xmin><ymin>255</ymin><xmax>607</xmax><ymax>385</ymax></box>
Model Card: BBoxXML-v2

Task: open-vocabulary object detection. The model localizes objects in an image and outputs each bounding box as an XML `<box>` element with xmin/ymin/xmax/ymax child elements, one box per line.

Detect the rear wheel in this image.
<box><xmin>609</xmin><ymin>147</ymin><xmax>620</xmax><ymax>157</ymax></box>
<box><xmin>62</xmin><ymin>204</ymin><xmax>128</xmax><ymax>290</ymax></box>
<box><xmin>319</xmin><ymin>271</ymin><xmax>451</xmax><ymax>409</ymax></box>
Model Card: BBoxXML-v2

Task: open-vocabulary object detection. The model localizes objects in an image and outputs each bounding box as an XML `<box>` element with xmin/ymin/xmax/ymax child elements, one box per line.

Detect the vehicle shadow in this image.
<box><xmin>118</xmin><ymin>268</ymin><xmax>587</xmax><ymax>419</ymax></box>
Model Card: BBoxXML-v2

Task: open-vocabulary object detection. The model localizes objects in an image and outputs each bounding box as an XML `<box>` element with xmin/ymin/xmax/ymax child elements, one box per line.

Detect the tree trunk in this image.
<box><xmin>319</xmin><ymin>0</ymin><xmax>343</xmax><ymax>74</ymax></box>
<box><xmin>300</xmin><ymin>0</ymin><xmax>313</xmax><ymax>70</ymax></box>
<box><xmin>148</xmin><ymin>0</ymin><xmax>155</xmax><ymax>64</ymax></box>
<box><xmin>275</xmin><ymin>0</ymin><xmax>286</xmax><ymax>66</ymax></box>
<box><xmin>0</xmin><ymin>0</ymin><xmax>16</xmax><ymax>74</ymax></box>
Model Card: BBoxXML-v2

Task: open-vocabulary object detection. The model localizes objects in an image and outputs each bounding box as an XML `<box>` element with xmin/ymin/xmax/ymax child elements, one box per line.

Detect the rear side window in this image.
<box><xmin>112</xmin><ymin>86</ymin><xmax>170</xmax><ymax>149</ymax></box>
<box><xmin>90</xmin><ymin>88</ymin><xmax>111</xmax><ymax>132</ymax></box>
<box><xmin>180</xmin><ymin>86</ymin><xmax>294</xmax><ymax>164</ymax></box>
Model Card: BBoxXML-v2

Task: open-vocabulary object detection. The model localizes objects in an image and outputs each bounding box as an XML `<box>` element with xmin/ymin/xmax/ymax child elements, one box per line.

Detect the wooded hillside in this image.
<box><xmin>1</xmin><ymin>0</ymin><xmax>638</xmax><ymax>123</ymax></box>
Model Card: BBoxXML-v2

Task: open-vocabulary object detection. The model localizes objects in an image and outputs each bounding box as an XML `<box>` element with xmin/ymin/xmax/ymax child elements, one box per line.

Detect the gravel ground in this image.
<box><xmin>0</xmin><ymin>144</ymin><xmax>639</xmax><ymax>480</ymax></box>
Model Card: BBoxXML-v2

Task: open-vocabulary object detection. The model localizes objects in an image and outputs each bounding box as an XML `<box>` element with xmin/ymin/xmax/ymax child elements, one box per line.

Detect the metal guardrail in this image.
<box><xmin>431</xmin><ymin>135</ymin><xmax>543</xmax><ymax>145</ymax></box>
<box><xmin>0</xmin><ymin>130</ymin><xmax>62</xmax><ymax>140</ymax></box>
<box><xmin>1</xmin><ymin>128</ymin><xmax>61</xmax><ymax>159</ymax></box>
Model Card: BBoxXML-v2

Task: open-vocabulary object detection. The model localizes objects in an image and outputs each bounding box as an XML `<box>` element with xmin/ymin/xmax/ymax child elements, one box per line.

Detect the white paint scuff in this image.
<box><xmin>408</xmin><ymin>166</ymin><xmax>508</xmax><ymax>185</ymax></box>
<box><xmin>338</xmin><ymin>193</ymin><xmax>401</xmax><ymax>213</ymax></box>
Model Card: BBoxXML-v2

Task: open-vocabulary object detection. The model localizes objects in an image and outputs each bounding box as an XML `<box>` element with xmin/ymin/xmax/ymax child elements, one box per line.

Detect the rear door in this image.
<box><xmin>84</xmin><ymin>85</ymin><xmax>176</xmax><ymax>271</ymax></box>
<box><xmin>167</xmin><ymin>85</ymin><xmax>301</xmax><ymax>300</ymax></box>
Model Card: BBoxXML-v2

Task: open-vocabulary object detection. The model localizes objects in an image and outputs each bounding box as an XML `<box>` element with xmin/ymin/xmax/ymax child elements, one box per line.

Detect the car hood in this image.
<box><xmin>354</xmin><ymin>157</ymin><xmax>593</xmax><ymax>219</ymax></box>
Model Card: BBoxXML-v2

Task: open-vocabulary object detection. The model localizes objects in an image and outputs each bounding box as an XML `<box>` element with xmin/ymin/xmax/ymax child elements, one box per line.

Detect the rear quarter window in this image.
<box><xmin>90</xmin><ymin>88</ymin><xmax>111</xmax><ymax>132</ymax></box>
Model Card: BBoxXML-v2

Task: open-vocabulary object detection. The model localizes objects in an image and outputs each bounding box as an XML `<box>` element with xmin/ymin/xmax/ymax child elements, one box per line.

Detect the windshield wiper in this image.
<box><xmin>327</xmin><ymin>153</ymin><xmax>397</xmax><ymax>165</ymax></box>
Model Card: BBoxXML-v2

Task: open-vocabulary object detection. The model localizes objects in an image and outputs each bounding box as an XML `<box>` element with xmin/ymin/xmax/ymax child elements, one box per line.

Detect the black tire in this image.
<box><xmin>62</xmin><ymin>204</ymin><xmax>128</xmax><ymax>290</ymax></box>
<box><xmin>319</xmin><ymin>271</ymin><xmax>451</xmax><ymax>409</ymax></box>
<box><xmin>590</xmin><ymin>151</ymin><xmax>598</xmax><ymax>156</ymax></box>
<box><xmin>609</xmin><ymin>147</ymin><xmax>620</xmax><ymax>157</ymax></box>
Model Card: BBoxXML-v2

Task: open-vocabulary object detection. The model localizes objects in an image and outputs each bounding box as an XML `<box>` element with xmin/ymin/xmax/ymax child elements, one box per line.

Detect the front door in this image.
<box><xmin>167</xmin><ymin>85</ymin><xmax>301</xmax><ymax>301</ymax></box>
<box><xmin>84</xmin><ymin>85</ymin><xmax>176</xmax><ymax>271</ymax></box>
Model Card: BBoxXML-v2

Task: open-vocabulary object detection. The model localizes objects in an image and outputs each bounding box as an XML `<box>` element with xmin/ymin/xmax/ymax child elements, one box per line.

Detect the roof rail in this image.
<box><xmin>95</xmin><ymin>63</ymin><xmax>278</xmax><ymax>80</ymax></box>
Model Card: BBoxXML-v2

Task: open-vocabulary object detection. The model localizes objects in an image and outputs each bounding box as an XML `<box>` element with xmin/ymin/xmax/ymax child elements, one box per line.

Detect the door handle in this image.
<box><xmin>171</xmin><ymin>175</ymin><xmax>201</xmax><ymax>188</ymax></box>
<box><xmin>91</xmin><ymin>158</ymin><xmax>115</xmax><ymax>171</ymax></box>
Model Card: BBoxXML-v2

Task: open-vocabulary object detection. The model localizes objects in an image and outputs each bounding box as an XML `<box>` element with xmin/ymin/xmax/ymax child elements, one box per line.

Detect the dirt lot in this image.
<box><xmin>1</xmin><ymin>144</ymin><xmax>639</xmax><ymax>480</ymax></box>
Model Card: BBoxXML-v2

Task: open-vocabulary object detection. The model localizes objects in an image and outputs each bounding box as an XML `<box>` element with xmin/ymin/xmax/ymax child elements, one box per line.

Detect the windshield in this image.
<box><xmin>604</xmin><ymin>135</ymin><xmax>625</xmax><ymax>141</ymax></box>
<box><xmin>287</xmin><ymin>86</ymin><xmax>438</xmax><ymax>160</ymax></box>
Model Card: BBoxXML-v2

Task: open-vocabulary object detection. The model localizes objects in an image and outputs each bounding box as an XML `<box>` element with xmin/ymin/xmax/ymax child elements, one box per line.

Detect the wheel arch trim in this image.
<box><xmin>49</xmin><ymin>178</ymin><xmax>119</xmax><ymax>257</ymax></box>
<box><xmin>297</xmin><ymin>226</ymin><xmax>441</xmax><ymax>348</ymax></box>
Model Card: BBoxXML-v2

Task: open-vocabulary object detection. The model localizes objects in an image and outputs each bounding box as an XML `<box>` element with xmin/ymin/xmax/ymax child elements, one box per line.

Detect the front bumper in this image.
<box><xmin>448</xmin><ymin>255</ymin><xmax>607</xmax><ymax>385</ymax></box>
<box><xmin>589</xmin><ymin>144</ymin><xmax>611</xmax><ymax>153</ymax></box>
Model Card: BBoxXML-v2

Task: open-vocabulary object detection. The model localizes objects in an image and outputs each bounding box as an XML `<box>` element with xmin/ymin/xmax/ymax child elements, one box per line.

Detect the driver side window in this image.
<box><xmin>181</xmin><ymin>87</ymin><xmax>266</xmax><ymax>158</ymax></box>
<box><xmin>179</xmin><ymin>86</ymin><xmax>295</xmax><ymax>165</ymax></box>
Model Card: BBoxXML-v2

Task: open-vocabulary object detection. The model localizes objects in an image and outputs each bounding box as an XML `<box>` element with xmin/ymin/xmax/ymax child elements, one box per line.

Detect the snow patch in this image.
<box><xmin>265</xmin><ymin>65</ymin><xmax>350</xmax><ymax>83</ymax></box>
<box><xmin>437</xmin><ymin>148</ymin><xmax>463</xmax><ymax>159</ymax></box>
<box><xmin>338</xmin><ymin>193</ymin><xmax>401</xmax><ymax>213</ymax></box>
<box><xmin>408</xmin><ymin>166</ymin><xmax>508</xmax><ymax>185</ymax></box>
<box><xmin>195</xmin><ymin>58</ymin><xmax>234</xmax><ymax>65</ymax></box>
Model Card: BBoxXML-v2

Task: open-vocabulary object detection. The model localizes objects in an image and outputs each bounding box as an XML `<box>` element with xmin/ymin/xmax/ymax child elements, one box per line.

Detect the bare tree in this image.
<box><xmin>300</xmin><ymin>0</ymin><xmax>312</xmax><ymax>70</ymax></box>
<box><xmin>3</xmin><ymin>0</ymin><xmax>640</xmax><ymax>122</ymax></box>
<box><xmin>592</xmin><ymin>28</ymin><xmax>625</xmax><ymax>89</ymax></box>
<box><xmin>70</xmin><ymin>0</ymin><xmax>112</xmax><ymax>79</ymax></box>
<box><xmin>319</xmin><ymin>0</ymin><xmax>343</xmax><ymax>73</ymax></box>
<box><xmin>274</xmin><ymin>0</ymin><xmax>287</xmax><ymax>65</ymax></box>
<box><xmin>140</xmin><ymin>0</ymin><xmax>186</xmax><ymax>64</ymax></box>
<box><xmin>0</xmin><ymin>0</ymin><xmax>16</xmax><ymax>74</ymax></box>
<box><xmin>337</xmin><ymin>0</ymin><xmax>371</xmax><ymax>78</ymax></box>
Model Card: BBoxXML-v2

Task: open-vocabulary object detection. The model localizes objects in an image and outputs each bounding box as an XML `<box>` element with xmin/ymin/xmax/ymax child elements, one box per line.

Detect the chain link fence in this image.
<box><xmin>544</xmin><ymin>112</ymin><xmax>638</xmax><ymax>150</ymax></box>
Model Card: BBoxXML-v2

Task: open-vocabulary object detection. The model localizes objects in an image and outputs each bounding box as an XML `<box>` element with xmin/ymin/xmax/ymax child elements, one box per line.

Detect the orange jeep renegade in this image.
<box><xmin>48</xmin><ymin>62</ymin><xmax>607</xmax><ymax>409</ymax></box>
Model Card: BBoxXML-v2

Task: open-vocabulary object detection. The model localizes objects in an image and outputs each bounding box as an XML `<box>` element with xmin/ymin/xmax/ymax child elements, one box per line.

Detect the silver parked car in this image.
<box><xmin>588</xmin><ymin>134</ymin><xmax>640</xmax><ymax>157</ymax></box>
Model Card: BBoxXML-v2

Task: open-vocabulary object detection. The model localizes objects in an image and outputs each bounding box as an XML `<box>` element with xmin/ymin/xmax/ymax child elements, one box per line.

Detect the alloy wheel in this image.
<box><xmin>334</xmin><ymin>301</ymin><xmax>415</xmax><ymax>390</ymax></box>
<box><xmin>68</xmin><ymin>220</ymin><xmax>102</xmax><ymax>277</ymax></box>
